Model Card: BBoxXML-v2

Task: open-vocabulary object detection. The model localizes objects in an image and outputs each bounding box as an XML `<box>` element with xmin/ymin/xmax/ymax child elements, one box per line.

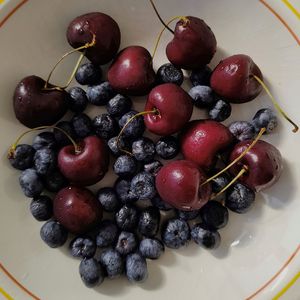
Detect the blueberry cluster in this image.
<box><xmin>188</xmin><ymin>67</ymin><xmax>232</xmax><ymax>122</ymax></box>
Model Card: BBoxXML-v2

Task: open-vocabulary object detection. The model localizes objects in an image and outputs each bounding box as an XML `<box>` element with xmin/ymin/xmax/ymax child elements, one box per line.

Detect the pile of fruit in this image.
<box><xmin>7</xmin><ymin>2</ymin><xmax>297</xmax><ymax>288</ymax></box>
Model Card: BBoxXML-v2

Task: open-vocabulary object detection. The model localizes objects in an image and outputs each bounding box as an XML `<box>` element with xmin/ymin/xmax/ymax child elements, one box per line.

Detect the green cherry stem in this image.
<box><xmin>149</xmin><ymin>0</ymin><xmax>174</xmax><ymax>34</ymax></box>
<box><xmin>201</xmin><ymin>127</ymin><xmax>266</xmax><ymax>186</ymax></box>
<box><xmin>8</xmin><ymin>126</ymin><xmax>81</xmax><ymax>159</ymax></box>
<box><xmin>44</xmin><ymin>34</ymin><xmax>96</xmax><ymax>91</ymax></box>
<box><xmin>210</xmin><ymin>165</ymin><xmax>248</xmax><ymax>200</ymax></box>
<box><xmin>253</xmin><ymin>75</ymin><xmax>298</xmax><ymax>133</ymax></box>
<box><xmin>116</xmin><ymin>108</ymin><xmax>160</xmax><ymax>156</ymax></box>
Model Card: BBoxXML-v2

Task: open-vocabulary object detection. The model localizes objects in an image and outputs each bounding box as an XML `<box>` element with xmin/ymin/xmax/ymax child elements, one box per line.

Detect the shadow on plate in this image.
<box><xmin>261</xmin><ymin>159</ymin><xmax>296</xmax><ymax>210</ymax></box>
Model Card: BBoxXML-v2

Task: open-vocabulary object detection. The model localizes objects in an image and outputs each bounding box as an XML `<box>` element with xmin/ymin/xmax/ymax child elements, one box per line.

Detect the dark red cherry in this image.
<box><xmin>166</xmin><ymin>16</ymin><xmax>217</xmax><ymax>70</ymax></box>
<box><xmin>108</xmin><ymin>46</ymin><xmax>155</xmax><ymax>96</ymax></box>
<box><xmin>210</xmin><ymin>54</ymin><xmax>263</xmax><ymax>103</ymax></box>
<box><xmin>144</xmin><ymin>83</ymin><xmax>193</xmax><ymax>136</ymax></box>
<box><xmin>229</xmin><ymin>140</ymin><xmax>282</xmax><ymax>192</ymax></box>
<box><xmin>156</xmin><ymin>160</ymin><xmax>212</xmax><ymax>211</ymax></box>
<box><xmin>66</xmin><ymin>12</ymin><xmax>121</xmax><ymax>65</ymax></box>
<box><xmin>13</xmin><ymin>75</ymin><xmax>68</xmax><ymax>128</ymax></box>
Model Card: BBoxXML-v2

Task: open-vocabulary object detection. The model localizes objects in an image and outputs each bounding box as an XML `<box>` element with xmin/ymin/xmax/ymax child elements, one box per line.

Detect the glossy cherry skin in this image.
<box><xmin>210</xmin><ymin>54</ymin><xmax>263</xmax><ymax>103</ymax></box>
<box><xmin>144</xmin><ymin>83</ymin><xmax>193</xmax><ymax>136</ymax></box>
<box><xmin>181</xmin><ymin>120</ymin><xmax>234</xmax><ymax>171</ymax></box>
<box><xmin>53</xmin><ymin>186</ymin><xmax>103</xmax><ymax>234</ymax></box>
<box><xmin>166</xmin><ymin>16</ymin><xmax>217</xmax><ymax>70</ymax></box>
<box><xmin>66</xmin><ymin>12</ymin><xmax>121</xmax><ymax>65</ymax></box>
<box><xmin>156</xmin><ymin>160</ymin><xmax>212</xmax><ymax>211</ymax></box>
<box><xmin>229</xmin><ymin>140</ymin><xmax>282</xmax><ymax>192</ymax></box>
<box><xmin>13</xmin><ymin>75</ymin><xmax>68</xmax><ymax>128</ymax></box>
<box><xmin>108</xmin><ymin>46</ymin><xmax>155</xmax><ymax>96</ymax></box>
<box><xmin>58</xmin><ymin>136</ymin><xmax>109</xmax><ymax>186</ymax></box>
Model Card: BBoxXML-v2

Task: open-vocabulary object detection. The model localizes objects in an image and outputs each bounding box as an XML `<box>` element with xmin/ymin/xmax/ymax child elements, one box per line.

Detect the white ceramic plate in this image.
<box><xmin>0</xmin><ymin>0</ymin><xmax>300</xmax><ymax>299</ymax></box>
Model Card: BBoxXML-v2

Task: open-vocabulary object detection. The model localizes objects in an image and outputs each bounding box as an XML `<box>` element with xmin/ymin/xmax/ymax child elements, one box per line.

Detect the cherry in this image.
<box><xmin>180</xmin><ymin>120</ymin><xmax>234</xmax><ymax>170</ymax></box>
<box><xmin>58</xmin><ymin>136</ymin><xmax>109</xmax><ymax>186</ymax></box>
<box><xmin>229</xmin><ymin>140</ymin><xmax>282</xmax><ymax>192</ymax></box>
<box><xmin>166</xmin><ymin>16</ymin><xmax>217</xmax><ymax>70</ymax></box>
<box><xmin>108</xmin><ymin>46</ymin><xmax>156</xmax><ymax>96</ymax></box>
<box><xmin>66</xmin><ymin>12</ymin><xmax>121</xmax><ymax>65</ymax></box>
<box><xmin>13</xmin><ymin>76</ymin><xmax>68</xmax><ymax>128</ymax></box>
<box><xmin>144</xmin><ymin>83</ymin><xmax>193</xmax><ymax>136</ymax></box>
<box><xmin>156</xmin><ymin>160</ymin><xmax>212</xmax><ymax>211</ymax></box>
<box><xmin>210</xmin><ymin>54</ymin><xmax>263</xmax><ymax>103</ymax></box>
<box><xmin>53</xmin><ymin>186</ymin><xmax>102</xmax><ymax>234</ymax></box>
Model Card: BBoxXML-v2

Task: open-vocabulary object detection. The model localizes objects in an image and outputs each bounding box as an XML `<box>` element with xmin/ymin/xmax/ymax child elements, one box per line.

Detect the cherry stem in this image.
<box><xmin>253</xmin><ymin>75</ymin><xmax>298</xmax><ymax>133</ymax></box>
<box><xmin>210</xmin><ymin>165</ymin><xmax>248</xmax><ymax>200</ymax></box>
<box><xmin>152</xmin><ymin>16</ymin><xmax>189</xmax><ymax>60</ymax></box>
<box><xmin>44</xmin><ymin>34</ymin><xmax>96</xmax><ymax>90</ymax></box>
<box><xmin>117</xmin><ymin>108</ymin><xmax>160</xmax><ymax>156</ymax></box>
<box><xmin>8</xmin><ymin>126</ymin><xmax>81</xmax><ymax>158</ymax></box>
<box><xmin>201</xmin><ymin>127</ymin><xmax>266</xmax><ymax>186</ymax></box>
<box><xmin>149</xmin><ymin>0</ymin><xmax>174</xmax><ymax>34</ymax></box>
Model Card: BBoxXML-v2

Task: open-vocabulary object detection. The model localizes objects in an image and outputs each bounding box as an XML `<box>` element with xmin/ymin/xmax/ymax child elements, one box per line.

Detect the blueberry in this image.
<box><xmin>97</xmin><ymin>187</ymin><xmax>121</xmax><ymax>212</ymax></box>
<box><xmin>53</xmin><ymin>121</ymin><xmax>77</xmax><ymax>147</ymax></box>
<box><xmin>200</xmin><ymin>201</ymin><xmax>228</xmax><ymax>229</ymax></box>
<box><xmin>87</xmin><ymin>81</ymin><xmax>116</xmax><ymax>106</ymax></box>
<box><xmin>114</xmin><ymin>178</ymin><xmax>138</xmax><ymax>204</ymax></box>
<box><xmin>229</xmin><ymin>121</ymin><xmax>256</xmax><ymax>141</ymax></box>
<box><xmin>252</xmin><ymin>108</ymin><xmax>278</xmax><ymax>134</ymax></box>
<box><xmin>211</xmin><ymin>174</ymin><xmax>230</xmax><ymax>194</ymax></box>
<box><xmin>96</xmin><ymin>220</ymin><xmax>119</xmax><ymax>248</ymax></box>
<box><xmin>67</xmin><ymin>87</ymin><xmax>88</xmax><ymax>113</ymax></box>
<box><xmin>190</xmin><ymin>66</ymin><xmax>212</xmax><ymax>86</ymax></box>
<box><xmin>71</xmin><ymin>113</ymin><xmax>92</xmax><ymax>139</ymax></box>
<box><xmin>70</xmin><ymin>236</ymin><xmax>96</xmax><ymax>259</ymax></box>
<box><xmin>208</xmin><ymin>99</ymin><xmax>232</xmax><ymax>122</ymax></box>
<box><xmin>130</xmin><ymin>172</ymin><xmax>156</xmax><ymax>200</ymax></box>
<box><xmin>92</xmin><ymin>114</ymin><xmax>118</xmax><ymax>140</ymax></box>
<box><xmin>126</xmin><ymin>253</ymin><xmax>148</xmax><ymax>283</ymax></box>
<box><xmin>225</xmin><ymin>183</ymin><xmax>255</xmax><ymax>213</ymax></box>
<box><xmin>99</xmin><ymin>249</ymin><xmax>124</xmax><ymax>278</ymax></box>
<box><xmin>189</xmin><ymin>85</ymin><xmax>215</xmax><ymax>108</ymax></box>
<box><xmin>32</xmin><ymin>132</ymin><xmax>57</xmax><ymax>151</ymax></box>
<box><xmin>19</xmin><ymin>168</ymin><xmax>44</xmax><ymax>197</ymax></box>
<box><xmin>118</xmin><ymin>110</ymin><xmax>145</xmax><ymax>139</ymax></box>
<box><xmin>113</xmin><ymin>155</ymin><xmax>138</xmax><ymax>178</ymax></box>
<box><xmin>9</xmin><ymin>144</ymin><xmax>35</xmax><ymax>170</ymax></box>
<box><xmin>139</xmin><ymin>238</ymin><xmax>164</xmax><ymax>259</ymax></box>
<box><xmin>44</xmin><ymin>170</ymin><xmax>67</xmax><ymax>193</ymax></box>
<box><xmin>143</xmin><ymin>160</ymin><xmax>163</xmax><ymax>176</ymax></box>
<box><xmin>75</xmin><ymin>62</ymin><xmax>102</xmax><ymax>85</ymax></box>
<box><xmin>191</xmin><ymin>223</ymin><xmax>221</xmax><ymax>249</ymax></box>
<box><xmin>155</xmin><ymin>136</ymin><xmax>179</xmax><ymax>160</ymax></box>
<box><xmin>177</xmin><ymin>209</ymin><xmax>199</xmax><ymax>221</ymax></box>
<box><xmin>106</xmin><ymin>94</ymin><xmax>132</xmax><ymax>117</ymax></box>
<box><xmin>33</xmin><ymin>148</ymin><xmax>56</xmax><ymax>176</ymax></box>
<box><xmin>107</xmin><ymin>136</ymin><xmax>130</xmax><ymax>157</ymax></box>
<box><xmin>115</xmin><ymin>205</ymin><xmax>139</xmax><ymax>231</ymax></box>
<box><xmin>79</xmin><ymin>258</ymin><xmax>104</xmax><ymax>287</ymax></box>
<box><xmin>161</xmin><ymin>218</ymin><xmax>190</xmax><ymax>249</ymax></box>
<box><xmin>115</xmin><ymin>231</ymin><xmax>138</xmax><ymax>256</ymax></box>
<box><xmin>40</xmin><ymin>220</ymin><xmax>68</xmax><ymax>248</ymax></box>
<box><xmin>151</xmin><ymin>195</ymin><xmax>173</xmax><ymax>211</ymax></box>
<box><xmin>30</xmin><ymin>195</ymin><xmax>52</xmax><ymax>221</ymax></box>
<box><xmin>156</xmin><ymin>63</ymin><xmax>184</xmax><ymax>86</ymax></box>
<box><xmin>138</xmin><ymin>206</ymin><xmax>160</xmax><ymax>237</ymax></box>
<box><xmin>132</xmin><ymin>137</ymin><xmax>156</xmax><ymax>163</ymax></box>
